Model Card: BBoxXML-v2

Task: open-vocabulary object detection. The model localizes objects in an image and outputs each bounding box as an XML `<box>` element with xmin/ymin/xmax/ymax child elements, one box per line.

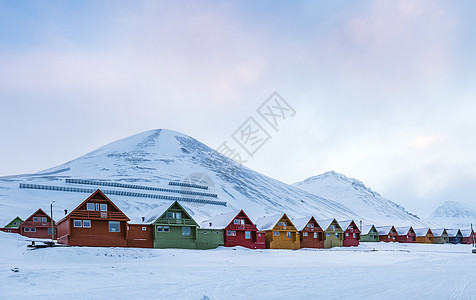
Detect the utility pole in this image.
<box><xmin>50</xmin><ymin>201</ymin><xmax>55</xmax><ymax>241</ymax></box>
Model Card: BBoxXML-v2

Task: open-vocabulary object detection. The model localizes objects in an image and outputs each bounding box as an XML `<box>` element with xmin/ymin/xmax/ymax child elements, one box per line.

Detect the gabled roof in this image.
<box><xmin>255</xmin><ymin>214</ymin><xmax>294</xmax><ymax>231</ymax></box>
<box><xmin>460</xmin><ymin>229</ymin><xmax>474</xmax><ymax>237</ymax></box>
<box><xmin>57</xmin><ymin>189</ymin><xmax>130</xmax><ymax>224</ymax></box>
<box><xmin>375</xmin><ymin>226</ymin><xmax>396</xmax><ymax>235</ymax></box>
<box><xmin>338</xmin><ymin>220</ymin><xmax>360</xmax><ymax>233</ymax></box>
<box><xmin>4</xmin><ymin>216</ymin><xmax>23</xmax><ymax>228</ymax></box>
<box><xmin>394</xmin><ymin>226</ymin><xmax>413</xmax><ymax>236</ymax></box>
<box><xmin>292</xmin><ymin>216</ymin><xmax>321</xmax><ymax>231</ymax></box>
<box><xmin>431</xmin><ymin>228</ymin><xmax>448</xmax><ymax>237</ymax></box>
<box><xmin>200</xmin><ymin>211</ymin><xmax>240</xmax><ymax>229</ymax></box>
<box><xmin>23</xmin><ymin>208</ymin><xmax>52</xmax><ymax>223</ymax></box>
<box><xmin>361</xmin><ymin>225</ymin><xmax>377</xmax><ymax>235</ymax></box>
<box><xmin>144</xmin><ymin>201</ymin><xmax>197</xmax><ymax>225</ymax></box>
<box><xmin>446</xmin><ymin>229</ymin><xmax>462</xmax><ymax>237</ymax></box>
<box><xmin>316</xmin><ymin>218</ymin><xmax>341</xmax><ymax>231</ymax></box>
<box><xmin>413</xmin><ymin>228</ymin><xmax>432</xmax><ymax>237</ymax></box>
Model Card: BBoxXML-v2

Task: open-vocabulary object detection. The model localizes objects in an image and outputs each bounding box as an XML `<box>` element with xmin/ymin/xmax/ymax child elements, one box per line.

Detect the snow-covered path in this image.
<box><xmin>0</xmin><ymin>232</ymin><xmax>474</xmax><ymax>299</ymax></box>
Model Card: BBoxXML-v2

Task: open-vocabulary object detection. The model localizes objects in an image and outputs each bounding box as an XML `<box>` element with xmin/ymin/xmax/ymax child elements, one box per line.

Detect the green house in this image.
<box><xmin>4</xmin><ymin>216</ymin><xmax>23</xmax><ymax>228</ymax></box>
<box><xmin>196</xmin><ymin>227</ymin><xmax>224</xmax><ymax>250</ymax></box>
<box><xmin>360</xmin><ymin>225</ymin><xmax>379</xmax><ymax>242</ymax></box>
<box><xmin>146</xmin><ymin>201</ymin><xmax>199</xmax><ymax>249</ymax></box>
<box><xmin>317</xmin><ymin>218</ymin><xmax>344</xmax><ymax>248</ymax></box>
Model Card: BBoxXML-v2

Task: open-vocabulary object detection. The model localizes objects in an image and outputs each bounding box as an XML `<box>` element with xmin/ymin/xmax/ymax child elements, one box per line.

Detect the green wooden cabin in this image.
<box><xmin>360</xmin><ymin>225</ymin><xmax>379</xmax><ymax>242</ymax></box>
<box><xmin>4</xmin><ymin>216</ymin><xmax>23</xmax><ymax>228</ymax></box>
<box><xmin>196</xmin><ymin>227</ymin><xmax>225</xmax><ymax>250</ymax></box>
<box><xmin>318</xmin><ymin>218</ymin><xmax>344</xmax><ymax>248</ymax></box>
<box><xmin>146</xmin><ymin>201</ymin><xmax>199</xmax><ymax>249</ymax></box>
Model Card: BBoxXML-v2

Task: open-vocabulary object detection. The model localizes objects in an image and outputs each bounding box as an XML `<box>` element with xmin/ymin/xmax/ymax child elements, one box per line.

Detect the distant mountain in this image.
<box><xmin>293</xmin><ymin>171</ymin><xmax>427</xmax><ymax>227</ymax></box>
<box><xmin>429</xmin><ymin>201</ymin><xmax>476</xmax><ymax>228</ymax></box>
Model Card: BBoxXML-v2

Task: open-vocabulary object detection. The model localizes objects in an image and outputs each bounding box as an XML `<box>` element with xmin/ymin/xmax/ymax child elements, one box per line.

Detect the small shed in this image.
<box><xmin>338</xmin><ymin>220</ymin><xmax>361</xmax><ymax>247</ymax></box>
<box><xmin>431</xmin><ymin>228</ymin><xmax>449</xmax><ymax>244</ymax></box>
<box><xmin>394</xmin><ymin>226</ymin><xmax>416</xmax><ymax>243</ymax></box>
<box><xmin>414</xmin><ymin>228</ymin><xmax>434</xmax><ymax>244</ymax></box>
<box><xmin>0</xmin><ymin>216</ymin><xmax>23</xmax><ymax>234</ymax></box>
<box><xmin>446</xmin><ymin>229</ymin><xmax>463</xmax><ymax>244</ymax></box>
<box><xmin>20</xmin><ymin>209</ymin><xmax>57</xmax><ymax>239</ymax></box>
<box><xmin>460</xmin><ymin>229</ymin><xmax>475</xmax><ymax>244</ymax></box>
<box><xmin>293</xmin><ymin>216</ymin><xmax>324</xmax><ymax>249</ymax></box>
<box><xmin>255</xmin><ymin>213</ymin><xmax>300</xmax><ymax>249</ymax></box>
<box><xmin>376</xmin><ymin>226</ymin><xmax>398</xmax><ymax>242</ymax></box>
<box><xmin>127</xmin><ymin>222</ymin><xmax>153</xmax><ymax>248</ymax></box>
<box><xmin>360</xmin><ymin>225</ymin><xmax>379</xmax><ymax>242</ymax></box>
<box><xmin>317</xmin><ymin>218</ymin><xmax>344</xmax><ymax>249</ymax></box>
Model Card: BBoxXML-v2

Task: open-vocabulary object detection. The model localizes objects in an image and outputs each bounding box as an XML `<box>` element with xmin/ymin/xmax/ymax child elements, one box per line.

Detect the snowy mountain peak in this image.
<box><xmin>431</xmin><ymin>201</ymin><xmax>476</xmax><ymax>219</ymax></box>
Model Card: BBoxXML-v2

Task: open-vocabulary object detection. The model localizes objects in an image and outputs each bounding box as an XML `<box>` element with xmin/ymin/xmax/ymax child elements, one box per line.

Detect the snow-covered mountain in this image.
<box><xmin>0</xmin><ymin>129</ymin><xmax>359</xmax><ymax>226</ymax></box>
<box><xmin>0</xmin><ymin>129</ymin><xmax>427</xmax><ymax>228</ymax></box>
<box><xmin>429</xmin><ymin>201</ymin><xmax>476</xmax><ymax>228</ymax></box>
<box><xmin>293</xmin><ymin>171</ymin><xmax>427</xmax><ymax>227</ymax></box>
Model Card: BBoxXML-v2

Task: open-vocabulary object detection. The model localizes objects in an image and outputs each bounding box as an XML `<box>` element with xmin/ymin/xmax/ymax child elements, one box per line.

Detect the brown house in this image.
<box><xmin>19</xmin><ymin>208</ymin><xmax>57</xmax><ymax>239</ymax></box>
<box><xmin>57</xmin><ymin>190</ymin><xmax>130</xmax><ymax>247</ymax></box>
<box><xmin>293</xmin><ymin>216</ymin><xmax>324</xmax><ymax>249</ymax></box>
<box><xmin>376</xmin><ymin>226</ymin><xmax>398</xmax><ymax>242</ymax></box>
<box><xmin>127</xmin><ymin>223</ymin><xmax>153</xmax><ymax>248</ymax></box>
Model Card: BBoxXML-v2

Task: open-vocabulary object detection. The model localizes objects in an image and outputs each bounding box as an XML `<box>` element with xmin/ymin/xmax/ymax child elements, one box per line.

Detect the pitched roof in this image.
<box><xmin>375</xmin><ymin>226</ymin><xmax>395</xmax><ymax>235</ymax></box>
<box><xmin>316</xmin><ymin>219</ymin><xmax>339</xmax><ymax>231</ymax></box>
<box><xmin>199</xmin><ymin>211</ymin><xmax>240</xmax><ymax>229</ymax></box>
<box><xmin>292</xmin><ymin>216</ymin><xmax>315</xmax><ymax>231</ymax></box>
<box><xmin>255</xmin><ymin>214</ymin><xmax>285</xmax><ymax>231</ymax></box>
<box><xmin>361</xmin><ymin>225</ymin><xmax>377</xmax><ymax>235</ymax></box>
<box><xmin>338</xmin><ymin>220</ymin><xmax>360</xmax><ymax>232</ymax></box>
<box><xmin>142</xmin><ymin>201</ymin><xmax>196</xmax><ymax>225</ymax></box>
<box><xmin>431</xmin><ymin>228</ymin><xmax>447</xmax><ymax>237</ymax></box>
<box><xmin>413</xmin><ymin>227</ymin><xmax>432</xmax><ymax>237</ymax></box>
<box><xmin>446</xmin><ymin>229</ymin><xmax>462</xmax><ymax>237</ymax></box>
<box><xmin>394</xmin><ymin>226</ymin><xmax>412</xmax><ymax>236</ymax></box>
<box><xmin>460</xmin><ymin>229</ymin><xmax>474</xmax><ymax>237</ymax></box>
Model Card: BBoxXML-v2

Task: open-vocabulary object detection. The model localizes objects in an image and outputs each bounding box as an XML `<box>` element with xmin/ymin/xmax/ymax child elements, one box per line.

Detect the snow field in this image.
<box><xmin>1</xmin><ymin>232</ymin><xmax>475</xmax><ymax>299</ymax></box>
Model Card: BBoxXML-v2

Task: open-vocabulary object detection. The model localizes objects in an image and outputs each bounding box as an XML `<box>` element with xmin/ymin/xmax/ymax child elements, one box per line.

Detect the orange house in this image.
<box><xmin>255</xmin><ymin>213</ymin><xmax>300</xmax><ymax>249</ymax></box>
<box><xmin>414</xmin><ymin>228</ymin><xmax>434</xmax><ymax>244</ymax></box>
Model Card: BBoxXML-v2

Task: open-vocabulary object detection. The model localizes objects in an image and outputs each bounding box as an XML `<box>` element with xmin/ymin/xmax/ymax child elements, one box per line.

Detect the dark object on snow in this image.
<box><xmin>11</xmin><ymin>267</ymin><xmax>19</xmax><ymax>272</ymax></box>
<box><xmin>27</xmin><ymin>240</ymin><xmax>57</xmax><ymax>249</ymax></box>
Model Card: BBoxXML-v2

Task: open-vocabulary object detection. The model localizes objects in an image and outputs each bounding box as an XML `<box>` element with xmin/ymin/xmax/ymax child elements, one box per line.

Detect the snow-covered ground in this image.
<box><xmin>1</xmin><ymin>232</ymin><xmax>474</xmax><ymax>299</ymax></box>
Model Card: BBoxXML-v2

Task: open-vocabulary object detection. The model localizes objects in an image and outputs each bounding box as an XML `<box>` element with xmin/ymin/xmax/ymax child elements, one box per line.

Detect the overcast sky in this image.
<box><xmin>1</xmin><ymin>0</ymin><xmax>475</xmax><ymax>217</ymax></box>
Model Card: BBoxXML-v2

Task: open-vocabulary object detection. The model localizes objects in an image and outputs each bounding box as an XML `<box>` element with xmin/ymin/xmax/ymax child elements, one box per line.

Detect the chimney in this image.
<box><xmin>142</xmin><ymin>217</ymin><xmax>145</xmax><ymax>222</ymax></box>
<box><xmin>64</xmin><ymin>209</ymin><xmax>68</xmax><ymax>215</ymax></box>
<box><xmin>209</xmin><ymin>222</ymin><xmax>212</xmax><ymax>227</ymax></box>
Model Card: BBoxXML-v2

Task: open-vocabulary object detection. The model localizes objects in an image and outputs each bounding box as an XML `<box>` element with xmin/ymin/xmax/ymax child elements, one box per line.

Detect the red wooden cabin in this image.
<box><xmin>127</xmin><ymin>223</ymin><xmax>153</xmax><ymax>248</ymax></box>
<box><xmin>376</xmin><ymin>226</ymin><xmax>398</xmax><ymax>242</ymax></box>
<box><xmin>57</xmin><ymin>190</ymin><xmax>130</xmax><ymax>247</ymax></box>
<box><xmin>339</xmin><ymin>220</ymin><xmax>361</xmax><ymax>247</ymax></box>
<box><xmin>0</xmin><ymin>227</ymin><xmax>20</xmax><ymax>234</ymax></box>
<box><xmin>461</xmin><ymin>229</ymin><xmax>475</xmax><ymax>244</ymax></box>
<box><xmin>395</xmin><ymin>226</ymin><xmax>416</xmax><ymax>243</ymax></box>
<box><xmin>205</xmin><ymin>210</ymin><xmax>265</xmax><ymax>249</ymax></box>
<box><xmin>293</xmin><ymin>216</ymin><xmax>324</xmax><ymax>249</ymax></box>
<box><xmin>19</xmin><ymin>209</ymin><xmax>57</xmax><ymax>239</ymax></box>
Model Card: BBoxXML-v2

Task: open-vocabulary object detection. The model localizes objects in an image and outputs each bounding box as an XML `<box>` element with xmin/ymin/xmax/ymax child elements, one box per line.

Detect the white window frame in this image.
<box><xmin>83</xmin><ymin>220</ymin><xmax>91</xmax><ymax>228</ymax></box>
<box><xmin>95</xmin><ymin>203</ymin><xmax>100</xmax><ymax>211</ymax></box>
<box><xmin>73</xmin><ymin>220</ymin><xmax>82</xmax><ymax>228</ymax></box>
<box><xmin>245</xmin><ymin>231</ymin><xmax>251</xmax><ymax>239</ymax></box>
<box><xmin>182</xmin><ymin>226</ymin><xmax>191</xmax><ymax>236</ymax></box>
<box><xmin>100</xmin><ymin>204</ymin><xmax>107</xmax><ymax>212</ymax></box>
<box><xmin>42</xmin><ymin>217</ymin><xmax>47</xmax><ymax>223</ymax></box>
<box><xmin>166</xmin><ymin>212</ymin><xmax>173</xmax><ymax>219</ymax></box>
<box><xmin>33</xmin><ymin>217</ymin><xmax>39</xmax><ymax>222</ymax></box>
<box><xmin>87</xmin><ymin>203</ymin><xmax>95</xmax><ymax>211</ymax></box>
<box><xmin>30</xmin><ymin>227</ymin><xmax>36</xmax><ymax>232</ymax></box>
<box><xmin>303</xmin><ymin>232</ymin><xmax>308</xmax><ymax>237</ymax></box>
<box><xmin>287</xmin><ymin>232</ymin><xmax>292</xmax><ymax>239</ymax></box>
<box><xmin>157</xmin><ymin>226</ymin><xmax>163</xmax><ymax>232</ymax></box>
<box><xmin>108</xmin><ymin>221</ymin><xmax>120</xmax><ymax>233</ymax></box>
<box><xmin>142</xmin><ymin>227</ymin><xmax>146</xmax><ymax>231</ymax></box>
<box><xmin>164</xmin><ymin>226</ymin><xmax>170</xmax><ymax>232</ymax></box>
<box><xmin>175</xmin><ymin>212</ymin><xmax>181</xmax><ymax>219</ymax></box>
<box><xmin>24</xmin><ymin>227</ymin><xmax>30</xmax><ymax>232</ymax></box>
<box><xmin>234</xmin><ymin>219</ymin><xmax>239</xmax><ymax>224</ymax></box>
<box><xmin>314</xmin><ymin>232</ymin><xmax>318</xmax><ymax>239</ymax></box>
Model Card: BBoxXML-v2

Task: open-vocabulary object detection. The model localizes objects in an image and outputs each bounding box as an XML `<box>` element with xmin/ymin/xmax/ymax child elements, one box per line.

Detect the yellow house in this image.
<box><xmin>414</xmin><ymin>228</ymin><xmax>434</xmax><ymax>244</ymax></box>
<box><xmin>255</xmin><ymin>213</ymin><xmax>300</xmax><ymax>249</ymax></box>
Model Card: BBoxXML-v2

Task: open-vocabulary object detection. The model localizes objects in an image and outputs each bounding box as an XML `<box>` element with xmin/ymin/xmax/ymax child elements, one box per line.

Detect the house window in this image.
<box><xmin>142</xmin><ymin>227</ymin><xmax>146</xmax><ymax>231</ymax></box>
<box><xmin>307</xmin><ymin>223</ymin><xmax>314</xmax><ymax>228</ymax></box>
<box><xmin>245</xmin><ymin>231</ymin><xmax>251</xmax><ymax>239</ymax></box>
<box><xmin>166</xmin><ymin>212</ymin><xmax>173</xmax><ymax>219</ymax></box>
<box><xmin>353</xmin><ymin>233</ymin><xmax>356</xmax><ymax>238</ymax></box>
<box><xmin>327</xmin><ymin>233</ymin><xmax>330</xmax><ymax>236</ymax></box>
<box><xmin>13</xmin><ymin>222</ymin><xmax>18</xmax><ymax>225</ymax></box>
<box><xmin>96</xmin><ymin>204</ymin><xmax>100</xmax><ymax>211</ymax></box>
<box><xmin>182</xmin><ymin>227</ymin><xmax>191</xmax><ymax>236</ymax></box>
<box><xmin>157</xmin><ymin>226</ymin><xmax>163</xmax><ymax>232</ymax></box>
<box><xmin>203</xmin><ymin>231</ymin><xmax>207</xmax><ymax>234</ymax></box>
<box><xmin>273</xmin><ymin>231</ymin><xmax>280</xmax><ymax>236</ymax></box>
<box><xmin>287</xmin><ymin>232</ymin><xmax>292</xmax><ymax>239</ymax></box>
<box><xmin>241</xmin><ymin>219</ymin><xmax>245</xmax><ymax>225</ymax></box>
<box><xmin>30</xmin><ymin>227</ymin><xmax>36</xmax><ymax>232</ymax></box>
<box><xmin>33</xmin><ymin>217</ymin><xmax>39</xmax><ymax>222</ymax></box>
<box><xmin>278</xmin><ymin>221</ymin><xmax>286</xmax><ymax>226</ymax></box>
<box><xmin>109</xmin><ymin>221</ymin><xmax>120</xmax><ymax>232</ymax></box>
<box><xmin>42</xmin><ymin>217</ymin><xmax>47</xmax><ymax>223</ymax></box>
<box><xmin>83</xmin><ymin>220</ymin><xmax>91</xmax><ymax>228</ymax></box>
<box><xmin>303</xmin><ymin>232</ymin><xmax>308</xmax><ymax>237</ymax></box>
<box><xmin>216</xmin><ymin>231</ymin><xmax>219</xmax><ymax>234</ymax></box>
<box><xmin>176</xmin><ymin>212</ymin><xmax>181</xmax><ymax>219</ymax></box>
<box><xmin>335</xmin><ymin>233</ymin><xmax>339</xmax><ymax>238</ymax></box>
<box><xmin>234</xmin><ymin>219</ymin><xmax>239</xmax><ymax>224</ymax></box>
<box><xmin>314</xmin><ymin>232</ymin><xmax>318</xmax><ymax>239</ymax></box>
<box><xmin>87</xmin><ymin>203</ymin><xmax>95</xmax><ymax>211</ymax></box>
<box><xmin>24</xmin><ymin>227</ymin><xmax>30</xmax><ymax>232</ymax></box>
<box><xmin>227</xmin><ymin>230</ymin><xmax>236</xmax><ymax>236</ymax></box>
<box><xmin>346</xmin><ymin>233</ymin><xmax>349</xmax><ymax>237</ymax></box>
<box><xmin>100</xmin><ymin>204</ymin><xmax>107</xmax><ymax>212</ymax></box>
<box><xmin>331</xmin><ymin>225</ymin><xmax>335</xmax><ymax>230</ymax></box>
<box><xmin>48</xmin><ymin>228</ymin><xmax>56</xmax><ymax>235</ymax></box>
<box><xmin>74</xmin><ymin>220</ymin><xmax>82</xmax><ymax>227</ymax></box>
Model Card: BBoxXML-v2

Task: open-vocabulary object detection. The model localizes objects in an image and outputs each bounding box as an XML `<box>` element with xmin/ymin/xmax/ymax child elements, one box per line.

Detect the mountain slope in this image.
<box><xmin>429</xmin><ymin>201</ymin><xmax>476</xmax><ymax>228</ymax></box>
<box><xmin>293</xmin><ymin>171</ymin><xmax>426</xmax><ymax>227</ymax></box>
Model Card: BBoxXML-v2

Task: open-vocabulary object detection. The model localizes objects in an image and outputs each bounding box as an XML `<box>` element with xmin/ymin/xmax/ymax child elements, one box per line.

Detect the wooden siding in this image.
<box><xmin>323</xmin><ymin>220</ymin><xmax>344</xmax><ymax>248</ymax></box>
<box><xmin>264</xmin><ymin>214</ymin><xmax>300</xmax><ymax>250</ymax></box>
<box><xmin>342</xmin><ymin>221</ymin><xmax>360</xmax><ymax>247</ymax></box>
<box><xmin>299</xmin><ymin>218</ymin><xmax>324</xmax><ymax>249</ymax></box>
<box><xmin>19</xmin><ymin>208</ymin><xmax>57</xmax><ymax>239</ymax></box>
<box><xmin>127</xmin><ymin>224</ymin><xmax>153</xmax><ymax>248</ymax></box>
<box><xmin>224</xmin><ymin>210</ymin><xmax>264</xmax><ymax>249</ymax></box>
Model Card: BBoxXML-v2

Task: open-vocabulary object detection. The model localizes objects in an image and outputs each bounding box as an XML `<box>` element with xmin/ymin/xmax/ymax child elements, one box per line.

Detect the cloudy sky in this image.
<box><xmin>1</xmin><ymin>0</ymin><xmax>475</xmax><ymax>217</ymax></box>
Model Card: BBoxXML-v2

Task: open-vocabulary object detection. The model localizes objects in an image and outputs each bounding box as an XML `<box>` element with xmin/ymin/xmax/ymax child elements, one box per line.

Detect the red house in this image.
<box><xmin>19</xmin><ymin>209</ymin><xmax>57</xmax><ymax>239</ymax></box>
<box><xmin>338</xmin><ymin>220</ymin><xmax>361</xmax><ymax>247</ymax></box>
<box><xmin>126</xmin><ymin>223</ymin><xmax>153</xmax><ymax>248</ymax></box>
<box><xmin>204</xmin><ymin>210</ymin><xmax>265</xmax><ymax>249</ymax></box>
<box><xmin>376</xmin><ymin>226</ymin><xmax>398</xmax><ymax>242</ymax></box>
<box><xmin>395</xmin><ymin>226</ymin><xmax>416</xmax><ymax>243</ymax></box>
<box><xmin>293</xmin><ymin>216</ymin><xmax>324</xmax><ymax>249</ymax></box>
<box><xmin>57</xmin><ymin>190</ymin><xmax>130</xmax><ymax>247</ymax></box>
<box><xmin>461</xmin><ymin>229</ymin><xmax>475</xmax><ymax>244</ymax></box>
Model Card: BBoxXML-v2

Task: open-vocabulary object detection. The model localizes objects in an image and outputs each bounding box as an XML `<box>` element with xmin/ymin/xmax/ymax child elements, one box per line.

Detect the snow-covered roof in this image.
<box><xmin>460</xmin><ymin>229</ymin><xmax>474</xmax><ymax>237</ymax></box>
<box><xmin>446</xmin><ymin>229</ymin><xmax>462</xmax><ymax>237</ymax></box>
<box><xmin>375</xmin><ymin>226</ymin><xmax>394</xmax><ymax>235</ymax></box>
<box><xmin>316</xmin><ymin>219</ymin><xmax>338</xmax><ymax>231</ymax></box>
<box><xmin>431</xmin><ymin>228</ymin><xmax>447</xmax><ymax>237</ymax></box>
<box><xmin>199</xmin><ymin>211</ymin><xmax>240</xmax><ymax>229</ymax></box>
<box><xmin>338</xmin><ymin>220</ymin><xmax>359</xmax><ymax>232</ymax></box>
<box><xmin>360</xmin><ymin>225</ymin><xmax>376</xmax><ymax>235</ymax></box>
<box><xmin>292</xmin><ymin>217</ymin><xmax>314</xmax><ymax>231</ymax></box>
<box><xmin>394</xmin><ymin>226</ymin><xmax>412</xmax><ymax>236</ymax></box>
<box><xmin>255</xmin><ymin>214</ymin><xmax>284</xmax><ymax>231</ymax></box>
<box><xmin>140</xmin><ymin>201</ymin><xmax>196</xmax><ymax>224</ymax></box>
<box><xmin>413</xmin><ymin>228</ymin><xmax>431</xmax><ymax>237</ymax></box>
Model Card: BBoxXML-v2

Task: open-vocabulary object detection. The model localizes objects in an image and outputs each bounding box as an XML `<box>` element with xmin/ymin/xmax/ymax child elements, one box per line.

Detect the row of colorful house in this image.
<box><xmin>1</xmin><ymin>190</ymin><xmax>475</xmax><ymax>250</ymax></box>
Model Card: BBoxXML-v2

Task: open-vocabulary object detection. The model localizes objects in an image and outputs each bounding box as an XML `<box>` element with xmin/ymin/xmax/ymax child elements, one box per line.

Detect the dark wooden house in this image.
<box><xmin>57</xmin><ymin>190</ymin><xmax>130</xmax><ymax>247</ymax></box>
<box><xmin>376</xmin><ymin>226</ymin><xmax>398</xmax><ymax>242</ymax></box>
<box><xmin>0</xmin><ymin>216</ymin><xmax>23</xmax><ymax>234</ymax></box>
<box><xmin>431</xmin><ymin>228</ymin><xmax>449</xmax><ymax>244</ymax></box>
<box><xmin>293</xmin><ymin>216</ymin><xmax>324</xmax><ymax>249</ymax></box>
<box><xmin>338</xmin><ymin>220</ymin><xmax>361</xmax><ymax>247</ymax></box>
<box><xmin>127</xmin><ymin>223</ymin><xmax>153</xmax><ymax>248</ymax></box>
<box><xmin>446</xmin><ymin>229</ymin><xmax>463</xmax><ymax>244</ymax></box>
<box><xmin>19</xmin><ymin>209</ymin><xmax>56</xmax><ymax>239</ymax></box>
<box><xmin>395</xmin><ymin>226</ymin><xmax>416</xmax><ymax>243</ymax></box>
